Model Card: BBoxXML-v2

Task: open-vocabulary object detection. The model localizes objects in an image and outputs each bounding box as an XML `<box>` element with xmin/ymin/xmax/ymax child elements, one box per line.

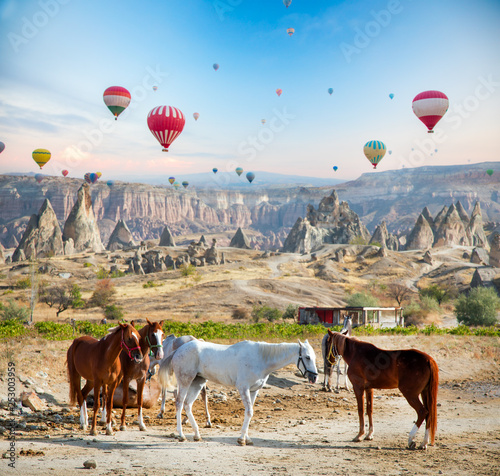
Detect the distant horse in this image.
<box><xmin>326</xmin><ymin>330</ymin><xmax>439</xmax><ymax>449</ymax></box>
<box><xmin>321</xmin><ymin>315</ymin><xmax>352</xmax><ymax>392</ymax></box>
<box><xmin>117</xmin><ymin>319</ymin><xmax>164</xmax><ymax>431</ymax></box>
<box><xmin>153</xmin><ymin>334</ymin><xmax>211</xmax><ymax>427</ymax></box>
<box><xmin>161</xmin><ymin>339</ymin><xmax>318</xmax><ymax>445</ymax></box>
<box><xmin>66</xmin><ymin>323</ymin><xmax>143</xmax><ymax>435</ymax></box>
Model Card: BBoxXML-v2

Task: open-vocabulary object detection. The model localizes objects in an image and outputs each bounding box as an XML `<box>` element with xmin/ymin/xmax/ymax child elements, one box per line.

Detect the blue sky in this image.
<box><xmin>0</xmin><ymin>0</ymin><xmax>499</xmax><ymax>183</ymax></box>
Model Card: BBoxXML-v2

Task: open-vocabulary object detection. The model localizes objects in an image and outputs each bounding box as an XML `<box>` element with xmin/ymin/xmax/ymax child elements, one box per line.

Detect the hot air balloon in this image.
<box><xmin>212</xmin><ymin>168</ymin><xmax>218</xmax><ymax>174</ymax></box>
<box><xmin>35</xmin><ymin>173</ymin><xmax>44</xmax><ymax>183</ymax></box>
<box><xmin>235</xmin><ymin>167</ymin><xmax>243</xmax><ymax>176</ymax></box>
<box><xmin>193</xmin><ymin>112</ymin><xmax>200</xmax><ymax>121</ymax></box>
<box><xmin>62</xmin><ymin>170</ymin><xmax>69</xmax><ymax>177</ymax></box>
<box><xmin>486</xmin><ymin>169</ymin><xmax>494</xmax><ymax>176</ymax></box>
<box><xmin>388</xmin><ymin>150</ymin><xmax>392</xmax><ymax>155</ymax></box>
<box><xmin>287</xmin><ymin>28</ymin><xmax>294</xmax><ymax>37</ymax></box>
<box><xmin>96</xmin><ymin>172</ymin><xmax>102</xmax><ymax>178</ymax></box>
<box><xmin>107</xmin><ymin>180</ymin><xmax>115</xmax><ymax>187</ymax></box>
<box><xmin>246</xmin><ymin>172</ymin><xmax>255</xmax><ymax>183</ymax></box>
<box><xmin>0</xmin><ymin>142</ymin><xmax>5</xmax><ymax>153</ymax></box>
<box><xmin>333</xmin><ymin>166</ymin><xmax>338</xmax><ymax>172</ymax></box>
<box><xmin>389</xmin><ymin>93</ymin><xmax>394</xmax><ymax>100</ymax></box>
<box><xmin>168</xmin><ymin>177</ymin><xmax>175</xmax><ymax>184</ymax></box>
<box><xmin>173</xmin><ymin>181</ymin><xmax>180</xmax><ymax>189</ymax></box>
<box><xmin>328</xmin><ymin>88</ymin><xmax>333</xmax><ymax>95</ymax></box>
<box><xmin>363</xmin><ymin>140</ymin><xmax>386</xmax><ymax>169</ymax></box>
<box><xmin>283</xmin><ymin>0</ymin><xmax>292</xmax><ymax>7</ymax></box>
<box><xmin>147</xmin><ymin>106</ymin><xmax>186</xmax><ymax>151</ymax></box>
<box><xmin>276</xmin><ymin>89</ymin><xmax>282</xmax><ymax>97</ymax></box>
<box><xmin>261</xmin><ymin>119</ymin><xmax>266</xmax><ymax>124</ymax></box>
<box><xmin>412</xmin><ymin>90</ymin><xmax>449</xmax><ymax>133</ymax></box>
<box><xmin>32</xmin><ymin>149</ymin><xmax>51</xmax><ymax>169</ymax></box>
<box><xmin>103</xmin><ymin>86</ymin><xmax>131</xmax><ymax>120</ymax></box>
<box><xmin>182</xmin><ymin>181</ymin><xmax>189</xmax><ymax>189</ymax></box>
<box><xmin>90</xmin><ymin>173</ymin><xmax>98</xmax><ymax>184</ymax></box>
<box><xmin>84</xmin><ymin>172</ymin><xmax>91</xmax><ymax>184</ymax></box>
<box><xmin>213</xmin><ymin>63</ymin><xmax>219</xmax><ymax>71</ymax></box>
<box><xmin>434</xmin><ymin>149</ymin><xmax>438</xmax><ymax>153</ymax></box>
<box><xmin>153</xmin><ymin>86</ymin><xmax>158</xmax><ymax>92</ymax></box>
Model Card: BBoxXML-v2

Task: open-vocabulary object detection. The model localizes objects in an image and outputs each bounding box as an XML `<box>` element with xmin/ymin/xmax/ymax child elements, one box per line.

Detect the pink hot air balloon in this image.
<box><xmin>193</xmin><ymin>112</ymin><xmax>200</xmax><ymax>121</ymax></box>
<box><xmin>147</xmin><ymin>106</ymin><xmax>186</xmax><ymax>152</ymax></box>
<box><xmin>276</xmin><ymin>89</ymin><xmax>282</xmax><ymax>97</ymax></box>
<box><xmin>412</xmin><ymin>90</ymin><xmax>449</xmax><ymax>133</ymax></box>
<box><xmin>62</xmin><ymin>170</ymin><xmax>69</xmax><ymax>177</ymax></box>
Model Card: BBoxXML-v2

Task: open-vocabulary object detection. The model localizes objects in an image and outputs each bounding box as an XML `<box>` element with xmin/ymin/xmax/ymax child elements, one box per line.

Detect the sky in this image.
<box><xmin>0</xmin><ymin>0</ymin><xmax>499</xmax><ymax>184</ymax></box>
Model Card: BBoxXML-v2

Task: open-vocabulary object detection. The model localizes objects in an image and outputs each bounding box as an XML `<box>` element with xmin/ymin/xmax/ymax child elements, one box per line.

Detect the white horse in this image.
<box><xmin>321</xmin><ymin>315</ymin><xmax>352</xmax><ymax>392</ymax></box>
<box><xmin>151</xmin><ymin>334</ymin><xmax>211</xmax><ymax>426</ymax></box>
<box><xmin>161</xmin><ymin>339</ymin><xmax>318</xmax><ymax>445</ymax></box>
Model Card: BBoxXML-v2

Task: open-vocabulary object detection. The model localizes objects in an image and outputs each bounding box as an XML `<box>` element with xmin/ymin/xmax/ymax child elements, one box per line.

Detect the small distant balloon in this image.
<box><xmin>328</xmin><ymin>88</ymin><xmax>333</xmax><ymax>95</ymax></box>
<box><xmin>212</xmin><ymin>168</ymin><xmax>218</xmax><ymax>174</ymax></box>
<box><xmin>182</xmin><ymin>181</ymin><xmax>189</xmax><ymax>189</ymax></box>
<box><xmin>283</xmin><ymin>0</ymin><xmax>292</xmax><ymax>7</ymax></box>
<box><xmin>153</xmin><ymin>86</ymin><xmax>158</xmax><ymax>92</ymax></box>
<box><xmin>173</xmin><ymin>181</ymin><xmax>180</xmax><ymax>189</ymax></box>
<box><xmin>168</xmin><ymin>177</ymin><xmax>175</xmax><ymax>184</ymax></box>
<box><xmin>287</xmin><ymin>28</ymin><xmax>294</xmax><ymax>37</ymax></box>
<box><xmin>388</xmin><ymin>150</ymin><xmax>392</xmax><ymax>155</ymax></box>
<box><xmin>32</xmin><ymin>149</ymin><xmax>51</xmax><ymax>169</ymax></box>
<box><xmin>333</xmin><ymin>166</ymin><xmax>338</xmax><ymax>172</ymax></box>
<box><xmin>96</xmin><ymin>172</ymin><xmax>102</xmax><ymax>178</ymax></box>
<box><xmin>246</xmin><ymin>172</ymin><xmax>255</xmax><ymax>183</ymax></box>
<box><xmin>90</xmin><ymin>173</ymin><xmax>98</xmax><ymax>184</ymax></box>
<box><xmin>0</xmin><ymin>142</ymin><xmax>5</xmax><ymax>153</ymax></box>
<box><xmin>62</xmin><ymin>170</ymin><xmax>69</xmax><ymax>177</ymax></box>
<box><xmin>103</xmin><ymin>86</ymin><xmax>131</xmax><ymax>120</ymax></box>
<box><xmin>107</xmin><ymin>180</ymin><xmax>115</xmax><ymax>187</ymax></box>
<box><xmin>35</xmin><ymin>173</ymin><xmax>44</xmax><ymax>183</ymax></box>
<box><xmin>389</xmin><ymin>93</ymin><xmax>394</xmax><ymax>100</ymax></box>
<box><xmin>276</xmin><ymin>89</ymin><xmax>282</xmax><ymax>97</ymax></box>
<box><xmin>261</xmin><ymin>119</ymin><xmax>266</xmax><ymax>124</ymax></box>
<box><xmin>213</xmin><ymin>63</ymin><xmax>219</xmax><ymax>71</ymax></box>
<box><xmin>193</xmin><ymin>112</ymin><xmax>200</xmax><ymax>121</ymax></box>
<box><xmin>486</xmin><ymin>169</ymin><xmax>494</xmax><ymax>176</ymax></box>
<box><xmin>363</xmin><ymin>140</ymin><xmax>386</xmax><ymax>169</ymax></box>
<box><xmin>434</xmin><ymin>149</ymin><xmax>438</xmax><ymax>153</ymax></box>
<box><xmin>235</xmin><ymin>167</ymin><xmax>243</xmax><ymax>176</ymax></box>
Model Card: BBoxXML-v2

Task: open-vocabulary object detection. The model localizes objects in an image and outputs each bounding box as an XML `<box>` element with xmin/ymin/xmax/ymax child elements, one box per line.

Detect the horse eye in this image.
<box><xmin>306</xmin><ymin>356</ymin><xmax>310</xmax><ymax>360</ymax></box>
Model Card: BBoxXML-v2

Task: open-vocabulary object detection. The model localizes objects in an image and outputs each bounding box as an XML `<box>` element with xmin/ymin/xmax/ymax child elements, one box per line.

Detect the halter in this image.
<box><xmin>327</xmin><ymin>336</ymin><xmax>341</xmax><ymax>366</ymax></box>
<box><xmin>297</xmin><ymin>346</ymin><xmax>318</xmax><ymax>381</ymax></box>
<box><xmin>121</xmin><ymin>329</ymin><xmax>142</xmax><ymax>361</ymax></box>
<box><xmin>146</xmin><ymin>334</ymin><xmax>163</xmax><ymax>357</ymax></box>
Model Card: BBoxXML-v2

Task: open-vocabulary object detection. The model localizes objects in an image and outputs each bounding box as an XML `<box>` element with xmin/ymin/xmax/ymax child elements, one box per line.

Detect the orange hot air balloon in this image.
<box><xmin>276</xmin><ymin>89</ymin><xmax>282</xmax><ymax>97</ymax></box>
<box><xmin>287</xmin><ymin>28</ymin><xmax>295</xmax><ymax>37</ymax></box>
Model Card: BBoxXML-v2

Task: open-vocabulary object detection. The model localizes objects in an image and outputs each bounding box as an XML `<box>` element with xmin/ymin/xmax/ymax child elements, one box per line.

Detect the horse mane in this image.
<box><xmin>257</xmin><ymin>342</ymin><xmax>296</xmax><ymax>360</ymax></box>
<box><xmin>102</xmin><ymin>325</ymin><xmax>123</xmax><ymax>340</ymax></box>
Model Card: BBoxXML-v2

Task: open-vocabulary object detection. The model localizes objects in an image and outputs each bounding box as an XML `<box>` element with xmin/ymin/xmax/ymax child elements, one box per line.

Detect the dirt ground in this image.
<box><xmin>0</xmin><ymin>334</ymin><xmax>499</xmax><ymax>476</ymax></box>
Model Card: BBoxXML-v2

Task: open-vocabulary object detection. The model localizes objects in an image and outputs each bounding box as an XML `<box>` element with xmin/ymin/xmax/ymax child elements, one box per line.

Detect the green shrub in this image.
<box><xmin>143</xmin><ymin>280</ymin><xmax>163</xmax><ymax>288</ymax></box>
<box><xmin>180</xmin><ymin>264</ymin><xmax>196</xmax><ymax>277</ymax></box>
<box><xmin>282</xmin><ymin>304</ymin><xmax>299</xmax><ymax>321</ymax></box>
<box><xmin>83</xmin><ymin>262</ymin><xmax>92</xmax><ymax>268</ymax></box>
<box><xmin>419</xmin><ymin>284</ymin><xmax>455</xmax><ymax>305</ymax></box>
<box><xmin>110</xmin><ymin>270</ymin><xmax>126</xmax><ymax>278</ymax></box>
<box><xmin>35</xmin><ymin>321</ymin><xmax>74</xmax><ymax>340</ymax></box>
<box><xmin>96</xmin><ymin>267</ymin><xmax>110</xmax><ymax>279</ymax></box>
<box><xmin>455</xmin><ymin>287</ymin><xmax>500</xmax><ymax>326</ymax></box>
<box><xmin>15</xmin><ymin>277</ymin><xmax>31</xmax><ymax>289</ymax></box>
<box><xmin>70</xmin><ymin>284</ymin><xmax>85</xmax><ymax>309</ymax></box>
<box><xmin>345</xmin><ymin>292</ymin><xmax>379</xmax><ymax>307</ymax></box>
<box><xmin>251</xmin><ymin>305</ymin><xmax>282</xmax><ymax>323</ymax></box>
<box><xmin>1</xmin><ymin>299</ymin><xmax>30</xmax><ymax>322</ymax></box>
<box><xmin>349</xmin><ymin>236</ymin><xmax>368</xmax><ymax>245</ymax></box>
<box><xmin>0</xmin><ymin>319</ymin><xmax>27</xmax><ymax>338</ymax></box>
<box><xmin>104</xmin><ymin>304</ymin><xmax>124</xmax><ymax>320</ymax></box>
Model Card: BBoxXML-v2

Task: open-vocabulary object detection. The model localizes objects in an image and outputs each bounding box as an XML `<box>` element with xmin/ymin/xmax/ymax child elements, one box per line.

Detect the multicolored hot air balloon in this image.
<box><xmin>103</xmin><ymin>86</ymin><xmax>131</xmax><ymax>120</ymax></box>
<box><xmin>235</xmin><ymin>167</ymin><xmax>243</xmax><ymax>176</ymax></box>
<box><xmin>486</xmin><ymin>169</ymin><xmax>494</xmax><ymax>176</ymax></box>
<box><xmin>283</xmin><ymin>0</ymin><xmax>292</xmax><ymax>7</ymax></box>
<box><xmin>84</xmin><ymin>172</ymin><xmax>91</xmax><ymax>184</ymax></box>
<box><xmin>261</xmin><ymin>119</ymin><xmax>266</xmax><ymax>124</ymax></box>
<box><xmin>35</xmin><ymin>173</ymin><xmax>44</xmax><ymax>183</ymax></box>
<box><xmin>153</xmin><ymin>86</ymin><xmax>158</xmax><ymax>92</ymax></box>
<box><xmin>32</xmin><ymin>149</ymin><xmax>51</xmax><ymax>169</ymax></box>
<box><xmin>212</xmin><ymin>168</ymin><xmax>218</xmax><ymax>174</ymax></box>
<box><xmin>89</xmin><ymin>173</ymin><xmax>98</xmax><ymax>184</ymax></box>
<box><xmin>333</xmin><ymin>166</ymin><xmax>338</xmax><ymax>172</ymax></box>
<box><xmin>62</xmin><ymin>170</ymin><xmax>69</xmax><ymax>177</ymax></box>
<box><xmin>389</xmin><ymin>93</ymin><xmax>394</xmax><ymax>100</ymax></box>
<box><xmin>363</xmin><ymin>140</ymin><xmax>386</xmax><ymax>169</ymax></box>
<box><xmin>246</xmin><ymin>172</ymin><xmax>255</xmax><ymax>183</ymax></box>
<box><xmin>168</xmin><ymin>177</ymin><xmax>175</xmax><ymax>184</ymax></box>
<box><xmin>147</xmin><ymin>106</ymin><xmax>186</xmax><ymax>151</ymax></box>
<box><xmin>193</xmin><ymin>112</ymin><xmax>200</xmax><ymax>121</ymax></box>
<box><xmin>173</xmin><ymin>181</ymin><xmax>180</xmax><ymax>189</ymax></box>
<box><xmin>213</xmin><ymin>63</ymin><xmax>219</xmax><ymax>71</ymax></box>
<box><xmin>276</xmin><ymin>89</ymin><xmax>282</xmax><ymax>97</ymax></box>
<box><xmin>287</xmin><ymin>28</ymin><xmax>294</xmax><ymax>37</ymax></box>
<box><xmin>412</xmin><ymin>90</ymin><xmax>449</xmax><ymax>133</ymax></box>
<box><xmin>328</xmin><ymin>88</ymin><xmax>333</xmax><ymax>95</ymax></box>
<box><xmin>96</xmin><ymin>172</ymin><xmax>102</xmax><ymax>178</ymax></box>
<box><xmin>0</xmin><ymin>142</ymin><xmax>5</xmax><ymax>154</ymax></box>
<box><xmin>182</xmin><ymin>181</ymin><xmax>189</xmax><ymax>189</ymax></box>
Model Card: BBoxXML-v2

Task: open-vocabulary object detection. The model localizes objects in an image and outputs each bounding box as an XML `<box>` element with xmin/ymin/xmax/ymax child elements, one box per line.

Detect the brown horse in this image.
<box><xmin>326</xmin><ymin>330</ymin><xmax>439</xmax><ymax>449</ymax></box>
<box><xmin>118</xmin><ymin>319</ymin><xmax>164</xmax><ymax>431</ymax></box>
<box><xmin>67</xmin><ymin>323</ymin><xmax>143</xmax><ymax>435</ymax></box>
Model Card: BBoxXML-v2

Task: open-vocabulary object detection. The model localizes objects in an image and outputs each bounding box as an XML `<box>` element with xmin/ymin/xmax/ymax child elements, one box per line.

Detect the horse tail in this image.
<box><xmin>158</xmin><ymin>352</ymin><xmax>177</xmax><ymax>393</ymax></box>
<box><xmin>66</xmin><ymin>341</ymin><xmax>78</xmax><ymax>406</ymax></box>
<box><xmin>424</xmin><ymin>355</ymin><xmax>439</xmax><ymax>445</ymax></box>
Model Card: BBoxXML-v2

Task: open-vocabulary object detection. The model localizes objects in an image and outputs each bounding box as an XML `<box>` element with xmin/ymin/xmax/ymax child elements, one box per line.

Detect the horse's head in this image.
<box><xmin>297</xmin><ymin>339</ymin><xmax>318</xmax><ymax>384</ymax></box>
<box><xmin>145</xmin><ymin>319</ymin><xmax>165</xmax><ymax>360</ymax></box>
<box><xmin>119</xmin><ymin>323</ymin><xmax>144</xmax><ymax>363</ymax></box>
<box><xmin>326</xmin><ymin>329</ymin><xmax>345</xmax><ymax>366</ymax></box>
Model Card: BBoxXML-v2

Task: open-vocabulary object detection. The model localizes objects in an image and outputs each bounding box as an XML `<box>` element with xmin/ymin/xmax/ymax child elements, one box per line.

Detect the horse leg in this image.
<box><xmin>175</xmin><ymin>382</ymin><xmax>191</xmax><ymax>441</ymax></box>
<box><xmin>401</xmin><ymin>391</ymin><xmax>429</xmax><ymax>450</ymax></box>
<box><xmin>237</xmin><ymin>387</ymin><xmax>256</xmax><ymax>446</ymax></box>
<box><xmin>323</xmin><ymin>359</ymin><xmax>332</xmax><ymax>392</ymax></box>
<box><xmin>353</xmin><ymin>385</ymin><xmax>366</xmax><ymax>442</ymax></box>
<box><xmin>365</xmin><ymin>388</ymin><xmax>374</xmax><ymax>440</ymax></box>
<box><xmin>80</xmin><ymin>380</ymin><xmax>93</xmax><ymax>429</ymax></box>
<box><xmin>201</xmin><ymin>385</ymin><xmax>212</xmax><ymax>428</ymax></box>
<box><xmin>344</xmin><ymin>362</ymin><xmax>350</xmax><ymax>392</ymax></box>
<box><xmin>182</xmin><ymin>377</ymin><xmax>205</xmax><ymax>441</ymax></box>
<box><xmin>90</xmin><ymin>381</ymin><xmax>101</xmax><ymax>436</ymax></box>
<box><xmin>136</xmin><ymin>378</ymin><xmax>147</xmax><ymax>431</ymax></box>
<box><xmin>158</xmin><ymin>388</ymin><xmax>167</xmax><ymax>418</ymax></box>
<box><xmin>335</xmin><ymin>359</ymin><xmax>341</xmax><ymax>391</ymax></box>
<box><xmin>105</xmin><ymin>379</ymin><xmax>119</xmax><ymax>436</ymax></box>
<box><xmin>120</xmin><ymin>377</ymin><xmax>130</xmax><ymax>431</ymax></box>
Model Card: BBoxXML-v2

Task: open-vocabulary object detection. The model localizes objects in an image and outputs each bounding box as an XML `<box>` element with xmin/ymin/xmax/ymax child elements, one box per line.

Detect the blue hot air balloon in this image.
<box><xmin>283</xmin><ymin>0</ymin><xmax>292</xmax><ymax>7</ymax></box>
<box><xmin>389</xmin><ymin>93</ymin><xmax>394</xmax><ymax>99</ymax></box>
<box><xmin>213</xmin><ymin>63</ymin><xmax>219</xmax><ymax>71</ymax></box>
<box><xmin>328</xmin><ymin>88</ymin><xmax>333</xmax><ymax>95</ymax></box>
<box><xmin>235</xmin><ymin>167</ymin><xmax>243</xmax><ymax>176</ymax></box>
<box><xmin>333</xmin><ymin>166</ymin><xmax>338</xmax><ymax>172</ymax></box>
<box><xmin>107</xmin><ymin>180</ymin><xmax>114</xmax><ymax>187</ymax></box>
<box><xmin>212</xmin><ymin>168</ymin><xmax>218</xmax><ymax>174</ymax></box>
<box><xmin>246</xmin><ymin>172</ymin><xmax>255</xmax><ymax>183</ymax></box>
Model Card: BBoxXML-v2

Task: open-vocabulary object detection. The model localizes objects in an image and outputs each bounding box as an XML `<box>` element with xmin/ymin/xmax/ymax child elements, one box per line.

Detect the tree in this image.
<box><xmin>387</xmin><ymin>284</ymin><xmax>414</xmax><ymax>306</ymax></box>
<box><xmin>455</xmin><ymin>287</ymin><xmax>500</xmax><ymax>326</ymax></box>
<box><xmin>419</xmin><ymin>284</ymin><xmax>450</xmax><ymax>305</ymax></box>
<box><xmin>41</xmin><ymin>285</ymin><xmax>74</xmax><ymax>317</ymax></box>
<box><xmin>345</xmin><ymin>292</ymin><xmax>379</xmax><ymax>307</ymax></box>
<box><xmin>89</xmin><ymin>279</ymin><xmax>116</xmax><ymax>308</ymax></box>
<box><xmin>282</xmin><ymin>304</ymin><xmax>299</xmax><ymax>321</ymax></box>
<box><xmin>251</xmin><ymin>305</ymin><xmax>282</xmax><ymax>323</ymax></box>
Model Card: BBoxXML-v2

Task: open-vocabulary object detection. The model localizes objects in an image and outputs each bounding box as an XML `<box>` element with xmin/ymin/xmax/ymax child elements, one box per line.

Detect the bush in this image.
<box><xmin>83</xmin><ymin>262</ymin><xmax>93</xmax><ymax>268</ymax></box>
<box><xmin>403</xmin><ymin>297</ymin><xmax>441</xmax><ymax>326</ymax></box>
<box><xmin>1</xmin><ymin>299</ymin><xmax>30</xmax><ymax>322</ymax></box>
<box><xmin>180</xmin><ymin>264</ymin><xmax>196</xmax><ymax>277</ymax></box>
<box><xmin>282</xmin><ymin>304</ymin><xmax>298</xmax><ymax>321</ymax></box>
<box><xmin>232</xmin><ymin>307</ymin><xmax>249</xmax><ymax>320</ymax></box>
<box><xmin>110</xmin><ymin>270</ymin><xmax>126</xmax><ymax>278</ymax></box>
<box><xmin>251</xmin><ymin>305</ymin><xmax>282</xmax><ymax>323</ymax></box>
<box><xmin>15</xmin><ymin>277</ymin><xmax>31</xmax><ymax>289</ymax></box>
<box><xmin>89</xmin><ymin>279</ymin><xmax>116</xmax><ymax>308</ymax></box>
<box><xmin>70</xmin><ymin>284</ymin><xmax>85</xmax><ymax>309</ymax></box>
<box><xmin>104</xmin><ymin>304</ymin><xmax>124</xmax><ymax>320</ymax></box>
<box><xmin>345</xmin><ymin>292</ymin><xmax>379</xmax><ymax>307</ymax></box>
<box><xmin>349</xmin><ymin>236</ymin><xmax>368</xmax><ymax>245</ymax></box>
<box><xmin>96</xmin><ymin>267</ymin><xmax>110</xmax><ymax>279</ymax></box>
<box><xmin>419</xmin><ymin>284</ymin><xmax>453</xmax><ymax>305</ymax></box>
<box><xmin>455</xmin><ymin>287</ymin><xmax>500</xmax><ymax>326</ymax></box>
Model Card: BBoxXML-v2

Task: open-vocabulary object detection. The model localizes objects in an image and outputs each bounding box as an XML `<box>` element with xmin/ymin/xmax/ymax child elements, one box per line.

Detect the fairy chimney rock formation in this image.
<box><xmin>405</xmin><ymin>214</ymin><xmax>434</xmax><ymax>250</ymax></box>
<box><xmin>230</xmin><ymin>227</ymin><xmax>252</xmax><ymax>249</ymax></box>
<box><xmin>433</xmin><ymin>204</ymin><xmax>470</xmax><ymax>247</ymax></box>
<box><xmin>421</xmin><ymin>207</ymin><xmax>434</xmax><ymax>228</ymax></box>
<box><xmin>62</xmin><ymin>183</ymin><xmax>104</xmax><ymax>253</ymax></box>
<box><xmin>369</xmin><ymin>221</ymin><xmax>399</xmax><ymax>251</ymax></box>
<box><xmin>107</xmin><ymin>220</ymin><xmax>136</xmax><ymax>251</ymax></box>
<box><xmin>159</xmin><ymin>226</ymin><xmax>176</xmax><ymax>247</ymax></box>
<box><xmin>12</xmin><ymin>199</ymin><xmax>64</xmax><ymax>262</ymax></box>
<box><xmin>432</xmin><ymin>206</ymin><xmax>449</xmax><ymax>231</ymax></box>
<box><xmin>489</xmin><ymin>232</ymin><xmax>500</xmax><ymax>268</ymax></box>
<box><xmin>455</xmin><ymin>201</ymin><xmax>470</xmax><ymax>224</ymax></box>
<box><xmin>467</xmin><ymin>202</ymin><xmax>489</xmax><ymax>251</ymax></box>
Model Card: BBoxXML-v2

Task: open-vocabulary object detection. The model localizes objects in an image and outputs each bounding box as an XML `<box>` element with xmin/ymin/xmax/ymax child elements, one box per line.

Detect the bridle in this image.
<box><xmin>297</xmin><ymin>346</ymin><xmax>318</xmax><ymax>381</ymax></box>
<box><xmin>146</xmin><ymin>333</ymin><xmax>163</xmax><ymax>357</ymax></box>
<box><xmin>327</xmin><ymin>335</ymin><xmax>341</xmax><ymax>366</ymax></box>
<box><xmin>121</xmin><ymin>329</ymin><xmax>142</xmax><ymax>361</ymax></box>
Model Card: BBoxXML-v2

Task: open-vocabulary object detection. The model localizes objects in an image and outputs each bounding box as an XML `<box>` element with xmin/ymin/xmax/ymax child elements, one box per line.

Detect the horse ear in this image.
<box><xmin>119</xmin><ymin>322</ymin><xmax>127</xmax><ymax>329</ymax></box>
<box><xmin>159</xmin><ymin>320</ymin><xmax>164</xmax><ymax>327</ymax></box>
<box><xmin>130</xmin><ymin>320</ymin><xmax>135</xmax><ymax>328</ymax></box>
<box><xmin>146</xmin><ymin>318</ymin><xmax>152</xmax><ymax>326</ymax></box>
<box><xmin>297</xmin><ymin>339</ymin><xmax>303</xmax><ymax>346</ymax></box>
<box><xmin>328</xmin><ymin>329</ymin><xmax>334</xmax><ymax>336</ymax></box>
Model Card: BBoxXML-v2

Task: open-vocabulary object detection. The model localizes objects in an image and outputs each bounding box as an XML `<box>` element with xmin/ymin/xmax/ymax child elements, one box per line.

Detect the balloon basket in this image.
<box><xmin>162</xmin><ymin>148</ymin><xmax>169</xmax><ymax>152</ymax></box>
<box><xmin>427</xmin><ymin>130</ymin><xmax>434</xmax><ymax>133</ymax></box>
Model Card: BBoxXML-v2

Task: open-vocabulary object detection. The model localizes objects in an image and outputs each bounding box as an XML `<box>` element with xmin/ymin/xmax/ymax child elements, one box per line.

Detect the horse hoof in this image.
<box><xmin>237</xmin><ymin>438</ymin><xmax>246</xmax><ymax>446</ymax></box>
<box><xmin>205</xmin><ymin>422</ymin><xmax>212</xmax><ymax>429</ymax></box>
<box><xmin>353</xmin><ymin>436</ymin><xmax>363</xmax><ymax>442</ymax></box>
<box><xmin>365</xmin><ymin>435</ymin><xmax>374</xmax><ymax>441</ymax></box>
<box><xmin>178</xmin><ymin>436</ymin><xmax>186</xmax><ymax>442</ymax></box>
<box><xmin>246</xmin><ymin>438</ymin><xmax>254</xmax><ymax>446</ymax></box>
<box><xmin>106</xmin><ymin>429</ymin><xmax>114</xmax><ymax>436</ymax></box>
<box><xmin>139</xmin><ymin>426</ymin><xmax>147</xmax><ymax>432</ymax></box>
<box><xmin>90</xmin><ymin>429</ymin><xmax>97</xmax><ymax>436</ymax></box>
<box><xmin>120</xmin><ymin>425</ymin><xmax>126</xmax><ymax>431</ymax></box>
<box><xmin>418</xmin><ymin>444</ymin><xmax>427</xmax><ymax>451</ymax></box>
<box><xmin>157</xmin><ymin>413</ymin><xmax>164</xmax><ymax>419</ymax></box>
<box><xmin>408</xmin><ymin>441</ymin><xmax>417</xmax><ymax>450</ymax></box>
<box><xmin>194</xmin><ymin>436</ymin><xmax>202</xmax><ymax>442</ymax></box>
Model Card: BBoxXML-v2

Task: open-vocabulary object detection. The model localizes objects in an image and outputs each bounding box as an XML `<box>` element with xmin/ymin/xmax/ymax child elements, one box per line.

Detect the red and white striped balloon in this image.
<box><xmin>412</xmin><ymin>90</ymin><xmax>449</xmax><ymax>133</ymax></box>
<box><xmin>147</xmin><ymin>106</ymin><xmax>186</xmax><ymax>152</ymax></box>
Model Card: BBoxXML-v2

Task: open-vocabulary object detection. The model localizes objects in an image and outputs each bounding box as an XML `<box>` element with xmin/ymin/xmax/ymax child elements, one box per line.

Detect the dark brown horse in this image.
<box><xmin>67</xmin><ymin>323</ymin><xmax>143</xmax><ymax>435</ymax></box>
<box><xmin>118</xmin><ymin>319</ymin><xmax>164</xmax><ymax>431</ymax></box>
<box><xmin>326</xmin><ymin>330</ymin><xmax>439</xmax><ymax>449</ymax></box>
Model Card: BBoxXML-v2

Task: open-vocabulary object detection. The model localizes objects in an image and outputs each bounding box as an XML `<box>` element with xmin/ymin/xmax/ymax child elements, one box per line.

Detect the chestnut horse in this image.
<box><xmin>67</xmin><ymin>323</ymin><xmax>143</xmax><ymax>435</ymax></box>
<box><xmin>118</xmin><ymin>319</ymin><xmax>164</xmax><ymax>431</ymax></box>
<box><xmin>326</xmin><ymin>330</ymin><xmax>439</xmax><ymax>449</ymax></box>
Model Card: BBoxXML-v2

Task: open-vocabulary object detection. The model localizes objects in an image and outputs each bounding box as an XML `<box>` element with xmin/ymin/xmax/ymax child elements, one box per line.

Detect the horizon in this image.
<box><xmin>1</xmin><ymin>0</ymin><xmax>499</xmax><ymax>184</ymax></box>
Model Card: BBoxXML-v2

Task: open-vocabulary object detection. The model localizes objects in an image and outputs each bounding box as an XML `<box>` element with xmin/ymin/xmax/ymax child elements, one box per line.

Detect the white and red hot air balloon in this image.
<box><xmin>147</xmin><ymin>106</ymin><xmax>186</xmax><ymax>152</ymax></box>
<box><xmin>103</xmin><ymin>86</ymin><xmax>131</xmax><ymax>120</ymax></box>
<box><xmin>412</xmin><ymin>90</ymin><xmax>449</xmax><ymax>133</ymax></box>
